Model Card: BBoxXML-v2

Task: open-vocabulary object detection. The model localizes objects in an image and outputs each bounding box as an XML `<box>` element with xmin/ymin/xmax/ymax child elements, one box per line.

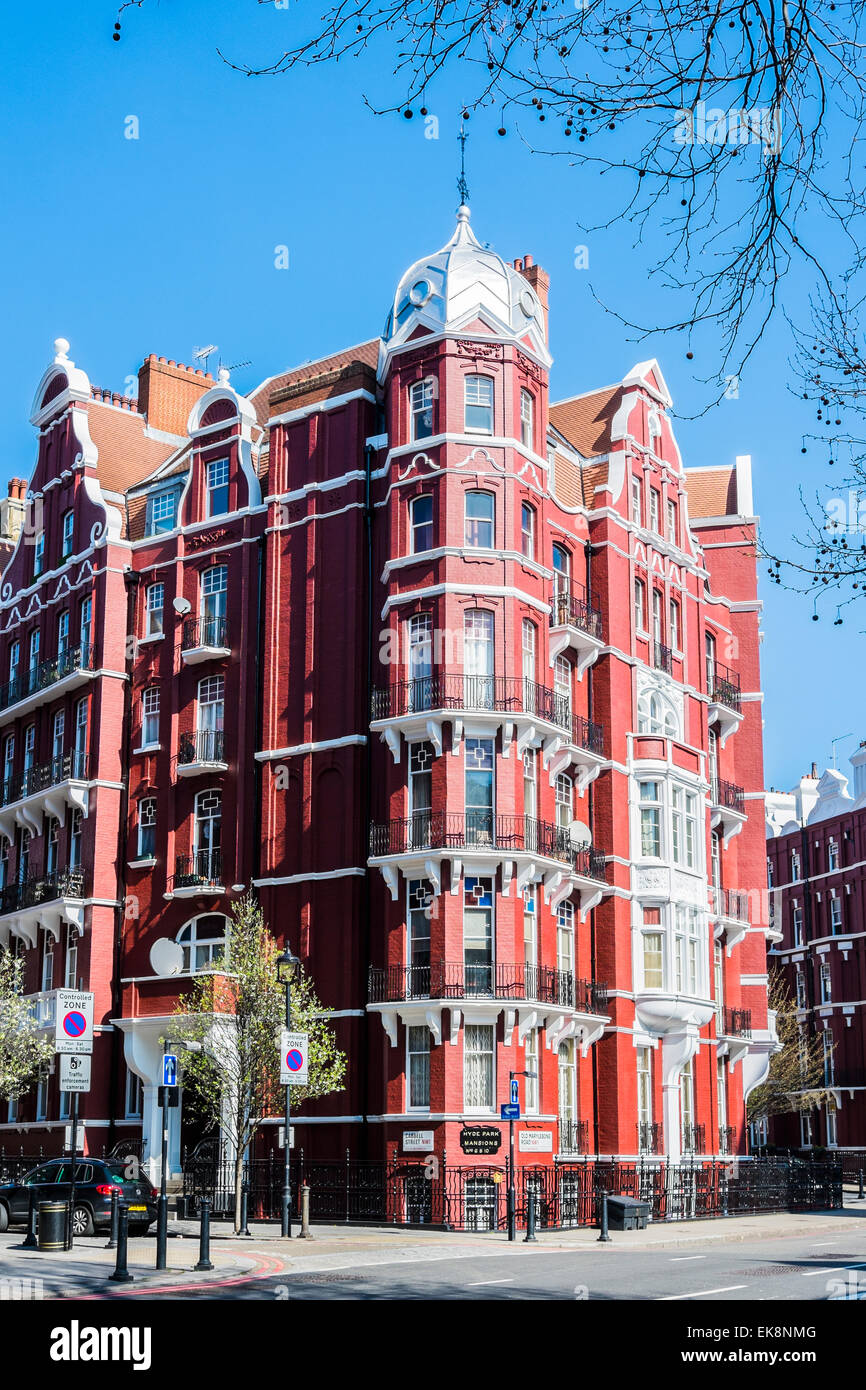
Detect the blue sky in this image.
<box><xmin>1</xmin><ymin>0</ymin><xmax>858</xmax><ymax>790</ymax></box>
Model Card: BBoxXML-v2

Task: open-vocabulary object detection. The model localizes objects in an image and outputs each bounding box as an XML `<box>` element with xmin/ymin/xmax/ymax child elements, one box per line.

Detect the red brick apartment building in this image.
<box><xmin>0</xmin><ymin>209</ymin><xmax>777</xmax><ymax>1177</ymax></box>
<box><xmin>766</xmin><ymin>755</ymin><xmax>866</xmax><ymax>1153</ymax></box>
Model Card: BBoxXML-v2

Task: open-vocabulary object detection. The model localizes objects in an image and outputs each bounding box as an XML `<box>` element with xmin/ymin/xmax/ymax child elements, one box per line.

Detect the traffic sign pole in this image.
<box><xmin>156</xmin><ymin>1045</ymin><xmax>171</xmax><ymax>1270</ymax></box>
<box><xmin>64</xmin><ymin>1091</ymin><xmax>79</xmax><ymax>1252</ymax></box>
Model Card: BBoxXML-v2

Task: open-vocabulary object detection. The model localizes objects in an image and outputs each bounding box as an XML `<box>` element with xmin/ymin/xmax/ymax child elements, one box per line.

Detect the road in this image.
<box><xmin>130</xmin><ymin>1228</ymin><xmax>866</xmax><ymax>1300</ymax></box>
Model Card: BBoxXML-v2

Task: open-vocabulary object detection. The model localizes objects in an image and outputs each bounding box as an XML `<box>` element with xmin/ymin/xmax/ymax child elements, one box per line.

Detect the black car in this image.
<box><xmin>0</xmin><ymin>1157</ymin><xmax>157</xmax><ymax>1237</ymax></box>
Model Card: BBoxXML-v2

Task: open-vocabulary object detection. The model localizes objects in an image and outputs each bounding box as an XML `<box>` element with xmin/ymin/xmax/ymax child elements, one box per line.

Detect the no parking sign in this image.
<box><xmin>279</xmin><ymin>1030</ymin><xmax>309</xmax><ymax>1086</ymax></box>
<box><xmin>54</xmin><ymin>990</ymin><xmax>94</xmax><ymax>1055</ymax></box>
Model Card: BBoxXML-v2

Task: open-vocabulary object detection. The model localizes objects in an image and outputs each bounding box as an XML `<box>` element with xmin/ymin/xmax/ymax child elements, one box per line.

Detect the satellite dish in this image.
<box><xmin>173</xmin><ymin>597</ymin><xmax>192</xmax><ymax>616</ymax></box>
<box><xmin>569</xmin><ymin>819</ymin><xmax>592</xmax><ymax>848</ymax></box>
<box><xmin>150</xmin><ymin>938</ymin><xmax>184</xmax><ymax>977</ymax></box>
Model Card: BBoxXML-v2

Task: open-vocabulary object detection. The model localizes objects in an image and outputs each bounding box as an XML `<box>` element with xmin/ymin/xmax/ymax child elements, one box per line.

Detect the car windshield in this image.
<box><xmin>105</xmin><ymin>1161</ymin><xmax>154</xmax><ymax>1190</ymax></box>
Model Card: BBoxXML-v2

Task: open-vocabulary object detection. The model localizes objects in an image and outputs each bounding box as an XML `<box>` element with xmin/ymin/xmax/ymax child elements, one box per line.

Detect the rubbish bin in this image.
<box><xmin>37</xmin><ymin>1200</ymin><xmax>68</xmax><ymax>1251</ymax></box>
<box><xmin>606</xmin><ymin>1195</ymin><xmax>649</xmax><ymax>1231</ymax></box>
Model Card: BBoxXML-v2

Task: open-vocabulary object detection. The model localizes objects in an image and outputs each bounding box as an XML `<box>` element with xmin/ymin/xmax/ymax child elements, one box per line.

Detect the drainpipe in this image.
<box><xmin>252</xmin><ymin>535</ymin><xmax>266</xmax><ymax>882</ymax></box>
<box><xmin>107</xmin><ymin>569</ymin><xmax>140</xmax><ymax>1151</ymax></box>
<box><xmin>362</xmin><ymin>442</ymin><xmax>376</xmax><ymax>1157</ymax></box>
<box><xmin>583</xmin><ymin>536</ymin><xmax>602</xmax><ymax>1156</ymax></box>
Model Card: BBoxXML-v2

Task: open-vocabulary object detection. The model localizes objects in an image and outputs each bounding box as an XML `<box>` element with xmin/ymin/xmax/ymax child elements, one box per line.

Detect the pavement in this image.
<box><xmin>1</xmin><ymin>1203</ymin><xmax>865</xmax><ymax>1299</ymax></box>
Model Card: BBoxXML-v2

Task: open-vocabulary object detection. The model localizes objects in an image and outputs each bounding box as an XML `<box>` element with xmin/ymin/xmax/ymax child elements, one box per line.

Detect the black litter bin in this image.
<box><xmin>37</xmin><ymin>1200</ymin><xmax>68</xmax><ymax>1251</ymax></box>
<box><xmin>606</xmin><ymin>1194</ymin><xmax>649</xmax><ymax>1231</ymax></box>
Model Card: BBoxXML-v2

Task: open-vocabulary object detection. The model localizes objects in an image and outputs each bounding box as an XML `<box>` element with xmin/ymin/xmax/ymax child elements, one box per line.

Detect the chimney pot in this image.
<box><xmin>523</xmin><ymin>253</ymin><xmax>534</xmax><ymax>268</ymax></box>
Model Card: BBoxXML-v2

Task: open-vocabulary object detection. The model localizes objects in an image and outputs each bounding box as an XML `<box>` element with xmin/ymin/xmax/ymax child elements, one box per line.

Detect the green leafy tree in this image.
<box><xmin>747</xmin><ymin>967</ymin><xmax>834</xmax><ymax>1131</ymax></box>
<box><xmin>171</xmin><ymin>893</ymin><xmax>346</xmax><ymax>1232</ymax></box>
<box><xmin>0</xmin><ymin>952</ymin><xmax>56</xmax><ymax>1102</ymax></box>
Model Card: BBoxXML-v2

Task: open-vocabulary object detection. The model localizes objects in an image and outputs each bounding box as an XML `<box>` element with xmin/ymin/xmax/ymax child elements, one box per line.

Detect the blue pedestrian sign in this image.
<box><xmin>501</xmin><ymin>1102</ymin><xmax>520</xmax><ymax>1120</ymax></box>
<box><xmin>162</xmin><ymin>1054</ymin><xmax>178</xmax><ymax>1087</ymax></box>
<box><xmin>510</xmin><ymin>1078</ymin><xmax>519</xmax><ymax>1106</ymax></box>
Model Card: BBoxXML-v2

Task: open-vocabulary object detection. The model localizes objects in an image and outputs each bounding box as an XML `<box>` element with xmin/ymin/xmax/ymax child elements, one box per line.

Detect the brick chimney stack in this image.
<box><xmin>0</xmin><ymin>478</ymin><xmax>27</xmax><ymax>542</ymax></box>
<box><xmin>137</xmin><ymin>355</ymin><xmax>214</xmax><ymax>438</ymax></box>
<box><xmin>513</xmin><ymin>254</ymin><xmax>550</xmax><ymax>339</ymax></box>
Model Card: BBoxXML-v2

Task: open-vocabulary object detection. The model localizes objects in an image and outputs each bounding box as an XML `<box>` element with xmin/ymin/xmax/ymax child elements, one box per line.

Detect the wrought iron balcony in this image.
<box><xmin>549</xmin><ymin>584</ymin><xmax>604</xmax><ymax>641</ymax></box>
<box><xmin>368</xmin><ymin>811</ymin><xmax>607</xmax><ymax>879</ymax></box>
<box><xmin>559</xmin><ymin>1118</ymin><xmax>590</xmax><ymax>1154</ymax></box>
<box><xmin>653</xmin><ymin>640</ymin><xmax>673</xmax><ymax>675</ymax></box>
<box><xmin>0</xmin><ymin>869</ymin><xmax>86</xmax><ymax>917</ymax></box>
<box><xmin>367</xmin><ymin>961</ymin><xmax>609</xmax><ymax>1012</ymax></box>
<box><xmin>638</xmin><ymin>1121</ymin><xmax>664</xmax><ymax>1155</ymax></box>
<box><xmin>181</xmin><ymin>616</ymin><xmax>229</xmax><ymax>657</ymax></box>
<box><xmin>0</xmin><ymin>751</ymin><xmax>90</xmax><ymax>809</ymax></box>
<box><xmin>371</xmin><ymin>674</ymin><xmax>570</xmax><ymax>732</ymax></box>
<box><xmin>682</xmin><ymin>1123</ymin><xmax>706</xmax><ymax>1155</ymax></box>
<box><xmin>0</xmin><ymin>643</ymin><xmax>95</xmax><ymax>716</ymax></box>
<box><xmin>710</xmin><ymin>885</ymin><xmax>750</xmax><ymax>922</ymax></box>
<box><xmin>708</xmin><ymin>660</ymin><xmax>742</xmax><ymax>713</ymax></box>
<box><xmin>572</xmin><ymin>714</ymin><xmax>604</xmax><ymax>756</ymax></box>
<box><xmin>711</xmin><ymin>777</ymin><xmax>745</xmax><ymax>814</ymax></box>
<box><xmin>171</xmin><ymin>849</ymin><xmax>223</xmax><ymax>893</ymax></box>
<box><xmin>175</xmin><ymin>729</ymin><xmax>227</xmax><ymax>771</ymax></box>
<box><xmin>722</xmin><ymin>1006</ymin><xmax>752</xmax><ymax>1038</ymax></box>
<box><xmin>718</xmin><ymin>1125</ymin><xmax>735</xmax><ymax>1155</ymax></box>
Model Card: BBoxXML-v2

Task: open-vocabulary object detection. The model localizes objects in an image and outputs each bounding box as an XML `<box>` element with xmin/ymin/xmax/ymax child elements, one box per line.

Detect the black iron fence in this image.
<box><xmin>171</xmin><ymin>848</ymin><xmax>223</xmax><ymax>891</ymax></box>
<box><xmin>182</xmin><ymin>616</ymin><xmax>229</xmax><ymax>652</ymax></box>
<box><xmin>709</xmin><ymin>660</ymin><xmax>742</xmax><ymax>713</ymax></box>
<box><xmin>369</xmin><ymin>811</ymin><xmax>607</xmax><ymax>881</ymax></box>
<box><xmin>549</xmin><ymin>585</ymin><xmax>604</xmax><ymax>641</ymax></box>
<box><xmin>0</xmin><ymin>868</ymin><xmax>86</xmax><ymax>916</ymax></box>
<box><xmin>371</xmin><ymin>674</ymin><xmax>571</xmax><ymax>732</ymax></box>
<box><xmin>653</xmin><ymin>640</ymin><xmax>674</xmax><ymax>674</ymax></box>
<box><xmin>180</xmin><ymin>1153</ymin><xmax>843</xmax><ymax>1230</ymax></box>
<box><xmin>176</xmin><ymin>729</ymin><xmax>226</xmax><ymax>768</ymax></box>
<box><xmin>722</xmin><ymin>1006</ymin><xmax>752</xmax><ymax>1038</ymax></box>
<box><xmin>367</xmin><ymin>962</ymin><xmax>608</xmax><ymax>1013</ymax></box>
<box><xmin>0</xmin><ymin>643</ymin><xmax>95</xmax><ymax>714</ymax></box>
<box><xmin>712</xmin><ymin>777</ymin><xmax>745</xmax><ymax>813</ymax></box>
<box><xmin>0</xmin><ymin>751</ymin><xmax>90</xmax><ymax>809</ymax></box>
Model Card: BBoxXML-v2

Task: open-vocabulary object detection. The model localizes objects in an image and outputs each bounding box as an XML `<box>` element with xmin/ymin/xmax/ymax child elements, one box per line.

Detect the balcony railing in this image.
<box><xmin>638</xmin><ymin>1121</ymin><xmax>664</xmax><ymax>1155</ymax></box>
<box><xmin>708</xmin><ymin>660</ymin><xmax>742</xmax><ymax>713</ymax></box>
<box><xmin>682</xmin><ymin>1123</ymin><xmax>706</xmax><ymax>1155</ymax></box>
<box><xmin>369</xmin><ymin>811</ymin><xmax>607</xmax><ymax>879</ymax></box>
<box><xmin>572</xmin><ymin>714</ymin><xmax>604</xmax><ymax>756</ymax></box>
<box><xmin>711</xmin><ymin>777</ymin><xmax>745</xmax><ymax>814</ymax></box>
<box><xmin>710</xmin><ymin>885</ymin><xmax>750</xmax><ymax>922</ymax></box>
<box><xmin>0</xmin><ymin>643</ymin><xmax>95</xmax><ymax>715</ymax></box>
<box><xmin>722</xmin><ymin>1006</ymin><xmax>752</xmax><ymax>1038</ymax></box>
<box><xmin>371</xmin><ymin>674</ymin><xmax>570</xmax><ymax>731</ymax></box>
<box><xmin>181</xmin><ymin>616</ymin><xmax>229</xmax><ymax>652</ymax></box>
<box><xmin>0</xmin><ymin>868</ymin><xmax>86</xmax><ymax>916</ymax></box>
<box><xmin>367</xmin><ymin>962</ymin><xmax>609</xmax><ymax>1011</ymax></box>
<box><xmin>549</xmin><ymin>585</ymin><xmax>604</xmax><ymax>641</ymax></box>
<box><xmin>171</xmin><ymin>849</ymin><xmax>223</xmax><ymax>891</ymax></box>
<box><xmin>559</xmin><ymin>1118</ymin><xmax>590</xmax><ymax>1154</ymax></box>
<box><xmin>718</xmin><ymin>1125</ymin><xmax>735</xmax><ymax>1155</ymax></box>
<box><xmin>0</xmin><ymin>751</ymin><xmax>90</xmax><ymax>809</ymax></box>
<box><xmin>176</xmin><ymin>729</ymin><xmax>226</xmax><ymax>768</ymax></box>
<box><xmin>653</xmin><ymin>640</ymin><xmax>673</xmax><ymax>675</ymax></box>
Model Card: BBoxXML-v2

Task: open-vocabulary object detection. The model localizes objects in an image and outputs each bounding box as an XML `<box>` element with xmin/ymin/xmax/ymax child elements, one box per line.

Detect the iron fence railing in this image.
<box><xmin>0</xmin><ymin>868</ymin><xmax>85</xmax><ymax>917</ymax></box>
<box><xmin>175</xmin><ymin>729</ymin><xmax>226</xmax><ymax>768</ymax></box>
<box><xmin>572</xmin><ymin>714</ymin><xmax>604</xmax><ymax>756</ymax></box>
<box><xmin>708</xmin><ymin>660</ymin><xmax>742</xmax><ymax>713</ymax></box>
<box><xmin>171</xmin><ymin>849</ymin><xmax>223</xmax><ymax>891</ymax></box>
<box><xmin>638</xmin><ymin>1122</ymin><xmax>664</xmax><ymax>1155</ymax></box>
<box><xmin>722</xmin><ymin>1006</ymin><xmax>752</xmax><ymax>1038</ymax></box>
<box><xmin>653</xmin><ymin>640</ymin><xmax>673</xmax><ymax>674</ymax></box>
<box><xmin>718</xmin><ymin>1126</ymin><xmax>735</xmax><ymax>1155</ymax></box>
<box><xmin>710</xmin><ymin>885</ymin><xmax>750</xmax><ymax>922</ymax></box>
<box><xmin>711</xmin><ymin>777</ymin><xmax>745</xmax><ymax>813</ymax></box>
<box><xmin>558</xmin><ymin>1119</ymin><xmax>590</xmax><ymax>1155</ymax></box>
<box><xmin>367</xmin><ymin>962</ymin><xmax>608</xmax><ymax>1012</ymax></box>
<box><xmin>369</xmin><ymin>811</ymin><xmax>606</xmax><ymax>880</ymax></box>
<box><xmin>0</xmin><ymin>751</ymin><xmax>90</xmax><ymax>809</ymax></box>
<box><xmin>549</xmin><ymin>585</ymin><xmax>604</xmax><ymax>641</ymax></box>
<box><xmin>682</xmin><ymin>1124</ymin><xmax>707</xmax><ymax>1156</ymax></box>
<box><xmin>180</xmin><ymin>1153</ymin><xmax>843</xmax><ymax>1229</ymax></box>
<box><xmin>182</xmin><ymin>616</ymin><xmax>229</xmax><ymax>652</ymax></box>
<box><xmin>0</xmin><ymin>643</ymin><xmax>95</xmax><ymax>714</ymax></box>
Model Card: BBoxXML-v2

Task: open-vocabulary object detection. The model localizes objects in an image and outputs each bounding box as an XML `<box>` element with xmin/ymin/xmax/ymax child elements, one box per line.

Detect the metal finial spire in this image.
<box><xmin>457</xmin><ymin>123</ymin><xmax>470</xmax><ymax>206</ymax></box>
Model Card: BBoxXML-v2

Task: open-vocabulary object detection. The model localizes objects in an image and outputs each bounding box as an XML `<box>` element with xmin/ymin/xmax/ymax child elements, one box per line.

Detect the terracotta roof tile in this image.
<box><xmin>86</xmin><ymin>402</ymin><xmax>178</xmax><ymax>496</ymax></box>
<box><xmin>685</xmin><ymin>468</ymin><xmax>737</xmax><ymax>519</ymax></box>
<box><xmin>250</xmin><ymin>340</ymin><xmax>381</xmax><ymax>425</ymax></box>
<box><xmin>549</xmin><ymin>386</ymin><xmax>621</xmax><ymax>457</ymax></box>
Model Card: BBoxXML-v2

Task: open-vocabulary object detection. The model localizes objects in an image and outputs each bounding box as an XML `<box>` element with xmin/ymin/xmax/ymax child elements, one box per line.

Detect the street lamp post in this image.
<box><xmin>276</xmin><ymin>946</ymin><xmax>301</xmax><ymax>1239</ymax></box>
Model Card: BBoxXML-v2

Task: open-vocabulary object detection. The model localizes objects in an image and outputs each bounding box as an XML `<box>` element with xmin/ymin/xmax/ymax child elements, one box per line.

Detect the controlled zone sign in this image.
<box><xmin>55</xmin><ymin>990</ymin><xmax>94</xmax><ymax>1056</ymax></box>
<box><xmin>279</xmin><ymin>1030</ymin><xmax>309</xmax><ymax>1086</ymax></box>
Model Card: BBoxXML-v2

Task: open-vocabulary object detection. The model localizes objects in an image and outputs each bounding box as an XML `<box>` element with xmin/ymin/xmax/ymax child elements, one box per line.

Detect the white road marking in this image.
<box><xmin>467</xmin><ymin>1277</ymin><xmax>514</xmax><ymax>1286</ymax></box>
<box><xmin>801</xmin><ymin>1262</ymin><xmax>866</xmax><ymax>1278</ymax></box>
<box><xmin>658</xmin><ymin>1284</ymin><xmax>748</xmax><ymax>1300</ymax></box>
<box><xmin>670</xmin><ymin>1255</ymin><xmax>706</xmax><ymax>1262</ymax></box>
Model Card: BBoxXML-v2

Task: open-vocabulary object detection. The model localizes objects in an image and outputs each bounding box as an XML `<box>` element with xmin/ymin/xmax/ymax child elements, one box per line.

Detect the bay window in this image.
<box><xmin>407</xmin><ymin>1025</ymin><xmax>431</xmax><ymax>1109</ymax></box>
<box><xmin>464</xmin><ymin>1023</ymin><xmax>495</xmax><ymax>1109</ymax></box>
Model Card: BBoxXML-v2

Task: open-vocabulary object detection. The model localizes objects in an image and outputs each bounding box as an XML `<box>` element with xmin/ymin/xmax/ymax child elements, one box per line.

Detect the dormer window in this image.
<box><xmin>206</xmin><ymin>459</ymin><xmax>230</xmax><ymax>518</ymax></box>
<box><xmin>465</xmin><ymin>376</ymin><xmax>494</xmax><ymax>434</ymax></box>
<box><xmin>410</xmin><ymin>379</ymin><xmax>435</xmax><ymax>441</ymax></box>
<box><xmin>146</xmin><ymin>488</ymin><xmax>179</xmax><ymax>536</ymax></box>
<box><xmin>61</xmin><ymin>510</ymin><xmax>74</xmax><ymax>561</ymax></box>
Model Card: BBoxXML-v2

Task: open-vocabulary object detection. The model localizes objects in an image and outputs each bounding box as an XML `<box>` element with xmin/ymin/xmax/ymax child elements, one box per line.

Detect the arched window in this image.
<box><xmin>177</xmin><ymin>913</ymin><xmax>229</xmax><ymax>973</ymax></box>
<box><xmin>465</xmin><ymin>491</ymin><xmax>494</xmax><ymax>548</ymax></box>
<box><xmin>637</xmin><ymin>690</ymin><xmax>679</xmax><ymax>738</ymax></box>
<box><xmin>464</xmin><ymin>375</ymin><xmax>494</xmax><ymax>434</ymax></box>
<box><xmin>193</xmin><ymin>788</ymin><xmax>222</xmax><ymax>880</ymax></box>
<box><xmin>410</xmin><ymin>495</ymin><xmax>433</xmax><ymax>554</ymax></box>
<box><xmin>410</xmin><ymin>379</ymin><xmax>435</xmax><ymax>440</ymax></box>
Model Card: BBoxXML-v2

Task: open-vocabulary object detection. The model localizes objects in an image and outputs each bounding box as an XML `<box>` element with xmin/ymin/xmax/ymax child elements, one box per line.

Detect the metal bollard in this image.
<box><xmin>22</xmin><ymin>1188</ymin><xmax>38</xmax><ymax>1249</ymax></box>
<box><xmin>523</xmin><ymin>1191</ymin><xmax>538</xmax><ymax>1243</ymax></box>
<box><xmin>299</xmin><ymin>1184</ymin><xmax>312</xmax><ymax>1239</ymax></box>
<box><xmin>240</xmin><ymin>1182</ymin><xmax>251</xmax><ymax>1237</ymax></box>
<box><xmin>105</xmin><ymin>1190</ymin><xmax>119</xmax><ymax>1250</ymax></box>
<box><xmin>155</xmin><ymin>1190</ymin><xmax>168</xmax><ymax>1272</ymax></box>
<box><xmin>195</xmin><ymin>1197</ymin><xmax>214</xmax><ymax>1272</ymax></box>
<box><xmin>110</xmin><ymin>1204</ymin><xmax>133</xmax><ymax>1283</ymax></box>
<box><xmin>597</xmin><ymin>1190</ymin><xmax>611</xmax><ymax>1243</ymax></box>
<box><xmin>857</xmin><ymin>1169</ymin><xmax>864</xmax><ymax>1201</ymax></box>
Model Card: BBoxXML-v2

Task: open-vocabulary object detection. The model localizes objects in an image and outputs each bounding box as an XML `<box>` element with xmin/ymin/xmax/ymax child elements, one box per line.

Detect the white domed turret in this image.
<box><xmin>382</xmin><ymin>206</ymin><xmax>550</xmax><ymax>371</ymax></box>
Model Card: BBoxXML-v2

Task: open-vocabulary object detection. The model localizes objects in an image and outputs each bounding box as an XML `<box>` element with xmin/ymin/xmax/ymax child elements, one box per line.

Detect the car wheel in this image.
<box><xmin>0</xmin><ymin>1203</ymin><xmax>8</xmax><ymax>1233</ymax></box>
<box><xmin>71</xmin><ymin>1205</ymin><xmax>94</xmax><ymax>1238</ymax></box>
